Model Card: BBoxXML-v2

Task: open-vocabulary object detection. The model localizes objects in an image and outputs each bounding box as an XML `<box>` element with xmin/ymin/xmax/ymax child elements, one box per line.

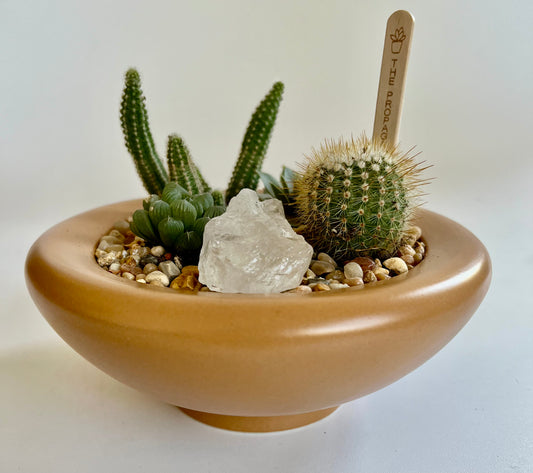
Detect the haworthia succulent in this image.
<box><xmin>225</xmin><ymin>82</ymin><xmax>284</xmax><ymax>203</ymax></box>
<box><xmin>120</xmin><ymin>69</ymin><xmax>169</xmax><ymax>194</ymax></box>
<box><xmin>166</xmin><ymin>134</ymin><xmax>211</xmax><ymax>194</ymax></box>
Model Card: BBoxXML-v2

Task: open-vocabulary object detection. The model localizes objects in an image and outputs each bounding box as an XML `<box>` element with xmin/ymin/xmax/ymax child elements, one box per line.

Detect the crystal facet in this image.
<box><xmin>198</xmin><ymin>189</ymin><xmax>313</xmax><ymax>293</ymax></box>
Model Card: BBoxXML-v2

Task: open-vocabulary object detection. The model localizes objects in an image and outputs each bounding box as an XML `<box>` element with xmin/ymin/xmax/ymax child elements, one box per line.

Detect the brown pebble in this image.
<box><xmin>143</xmin><ymin>263</ymin><xmax>158</xmax><ymax>274</ymax></box>
<box><xmin>310</xmin><ymin>260</ymin><xmax>335</xmax><ymax>275</ymax></box>
<box><xmin>347</xmin><ymin>257</ymin><xmax>375</xmax><ymax>273</ymax></box>
<box><xmin>135</xmin><ymin>273</ymin><xmax>147</xmax><ymax>281</ymax></box>
<box><xmin>317</xmin><ymin>252</ymin><xmax>337</xmax><ymax>267</ymax></box>
<box><xmin>363</xmin><ymin>270</ymin><xmax>377</xmax><ymax>283</ymax></box>
<box><xmin>374</xmin><ymin>268</ymin><xmax>391</xmax><ymax>281</ymax></box>
<box><xmin>180</xmin><ymin>265</ymin><xmax>200</xmax><ymax>277</ymax></box>
<box><xmin>413</xmin><ymin>252</ymin><xmax>424</xmax><ymax>264</ymax></box>
<box><xmin>326</xmin><ymin>270</ymin><xmax>345</xmax><ymax>281</ymax></box>
<box><xmin>170</xmin><ymin>272</ymin><xmax>202</xmax><ymax>291</ymax></box>
<box><xmin>313</xmin><ymin>283</ymin><xmax>331</xmax><ymax>292</ymax></box>
<box><xmin>120</xmin><ymin>262</ymin><xmax>137</xmax><ymax>274</ymax></box>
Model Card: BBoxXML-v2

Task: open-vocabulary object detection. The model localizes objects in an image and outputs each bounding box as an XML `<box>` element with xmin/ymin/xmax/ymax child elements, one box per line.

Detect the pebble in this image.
<box><xmin>317</xmin><ymin>252</ymin><xmax>337</xmax><ymax>267</ymax></box>
<box><xmin>140</xmin><ymin>254</ymin><xmax>159</xmax><ymax>267</ymax></box>
<box><xmin>383</xmin><ymin>257</ymin><xmax>408</xmax><ymax>274</ymax></box>
<box><xmin>329</xmin><ymin>282</ymin><xmax>349</xmax><ymax>290</ymax></box>
<box><xmin>100</xmin><ymin>235</ymin><xmax>123</xmax><ymax>245</ymax></box>
<box><xmin>113</xmin><ymin>220</ymin><xmax>131</xmax><ymax>235</ymax></box>
<box><xmin>145</xmin><ymin>270</ymin><xmax>170</xmax><ymax>286</ymax></box>
<box><xmin>344</xmin><ymin>262</ymin><xmax>363</xmax><ymax>279</ymax></box>
<box><xmin>326</xmin><ymin>270</ymin><xmax>345</xmax><ymax>281</ymax></box>
<box><xmin>143</xmin><ymin>263</ymin><xmax>158</xmax><ymax>274</ymax></box>
<box><xmin>97</xmin><ymin>212</ymin><xmax>427</xmax><ymax>294</ymax></box>
<box><xmin>287</xmin><ymin>285</ymin><xmax>313</xmax><ymax>294</ymax></box>
<box><xmin>344</xmin><ymin>277</ymin><xmax>364</xmax><ymax>287</ymax></box>
<box><xmin>399</xmin><ymin>245</ymin><xmax>416</xmax><ymax>257</ymax></box>
<box><xmin>310</xmin><ymin>260</ymin><xmax>336</xmax><ymax>275</ymax></box>
<box><xmin>401</xmin><ymin>254</ymin><xmax>415</xmax><ymax>265</ymax></box>
<box><xmin>159</xmin><ymin>261</ymin><xmax>181</xmax><ymax>281</ymax></box>
<box><xmin>313</xmin><ymin>282</ymin><xmax>331</xmax><ymax>292</ymax></box>
<box><xmin>403</xmin><ymin>226</ymin><xmax>422</xmax><ymax>246</ymax></box>
<box><xmin>348</xmin><ymin>257</ymin><xmax>375</xmax><ymax>273</ymax></box>
<box><xmin>151</xmin><ymin>246</ymin><xmax>166</xmax><ymax>257</ymax></box>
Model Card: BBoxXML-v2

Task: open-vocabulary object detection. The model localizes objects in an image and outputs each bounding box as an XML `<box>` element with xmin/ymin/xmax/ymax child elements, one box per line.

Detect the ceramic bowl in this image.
<box><xmin>25</xmin><ymin>199</ymin><xmax>491</xmax><ymax>432</ymax></box>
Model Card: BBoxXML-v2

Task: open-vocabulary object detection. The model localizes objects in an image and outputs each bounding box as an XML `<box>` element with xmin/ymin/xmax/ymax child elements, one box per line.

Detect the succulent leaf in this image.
<box><xmin>177</xmin><ymin>231</ymin><xmax>203</xmax><ymax>251</ymax></box>
<box><xmin>225</xmin><ymin>82</ymin><xmax>284</xmax><ymax>203</ymax></box>
<box><xmin>203</xmin><ymin>205</ymin><xmax>226</xmax><ymax>218</ymax></box>
<box><xmin>190</xmin><ymin>192</ymin><xmax>215</xmax><ymax>216</ymax></box>
<box><xmin>158</xmin><ymin>217</ymin><xmax>185</xmax><ymax>248</ymax></box>
<box><xmin>161</xmin><ymin>181</ymin><xmax>189</xmax><ymax>205</ymax></box>
<box><xmin>120</xmin><ymin>69</ymin><xmax>168</xmax><ymax>194</ymax></box>
<box><xmin>131</xmin><ymin>209</ymin><xmax>158</xmax><ymax>243</ymax></box>
<box><xmin>148</xmin><ymin>200</ymin><xmax>171</xmax><ymax>228</ymax></box>
<box><xmin>170</xmin><ymin>199</ymin><xmax>197</xmax><ymax>229</ymax></box>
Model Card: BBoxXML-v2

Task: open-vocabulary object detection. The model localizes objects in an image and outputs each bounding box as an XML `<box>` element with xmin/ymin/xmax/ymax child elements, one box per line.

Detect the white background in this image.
<box><xmin>1</xmin><ymin>0</ymin><xmax>532</xmax><ymax>471</ymax></box>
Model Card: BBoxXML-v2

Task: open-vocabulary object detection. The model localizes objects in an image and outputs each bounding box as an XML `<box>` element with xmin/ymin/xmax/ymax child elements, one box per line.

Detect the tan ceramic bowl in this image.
<box><xmin>26</xmin><ymin>200</ymin><xmax>491</xmax><ymax>432</ymax></box>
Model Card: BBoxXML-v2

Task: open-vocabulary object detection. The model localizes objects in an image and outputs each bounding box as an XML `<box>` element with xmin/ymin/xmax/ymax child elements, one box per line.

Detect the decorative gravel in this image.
<box><xmin>95</xmin><ymin>218</ymin><xmax>426</xmax><ymax>293</ymax></box>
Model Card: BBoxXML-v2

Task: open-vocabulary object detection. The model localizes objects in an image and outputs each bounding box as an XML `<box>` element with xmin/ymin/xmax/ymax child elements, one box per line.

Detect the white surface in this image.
<box><xmin>1</xmin><ymin>0</ymin><xmax>532</xmax><ymax>471</ymax></box>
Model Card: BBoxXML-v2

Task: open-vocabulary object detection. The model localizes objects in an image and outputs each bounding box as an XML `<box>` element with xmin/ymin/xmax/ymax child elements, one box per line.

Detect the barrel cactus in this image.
<box><xmin>130</xmin><ymin>182</ymin><xmax>226</xmax><ymax>262</ymax></box>
<box><xmin>295</xmin><ymin>135</ymin><xmax>425</xmax><ymax>260</ymax></box>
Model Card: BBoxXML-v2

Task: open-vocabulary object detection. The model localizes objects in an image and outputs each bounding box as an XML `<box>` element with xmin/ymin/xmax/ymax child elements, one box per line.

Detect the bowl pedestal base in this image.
<box><xmin>179</xmin><ymin>406</ymin><xmax>339</xmax><ymax>432</ymax></box>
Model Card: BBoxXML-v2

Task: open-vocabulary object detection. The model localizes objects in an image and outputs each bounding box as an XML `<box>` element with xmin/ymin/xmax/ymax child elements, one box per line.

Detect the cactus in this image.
<box><xmin>130</xmin><ymin>182</ymin><xmax>226</xmax><ymax>263</ymax></box>
<box><xmin>120</xmin><ymin>69</ymin><xmax>169</xmax><ymax>195</ymax></box>
<box><xmin>120</xmin><ymin>69</ymin><xmax>283</xmax><ymax>204</ymax></box>
<box><xmin>226</xmin><ymin>82</ymin><xmax>284</xmax><ymax>203</ymax></box>
<box><xmin>294</xmin><ymin>135</ymin><xmax>425</xmax><ymax>260</ymax></box>
<box><xmin>167</xmin><ymin>134</ymin><xmax>211</xmax><ymax>194</ymax></box>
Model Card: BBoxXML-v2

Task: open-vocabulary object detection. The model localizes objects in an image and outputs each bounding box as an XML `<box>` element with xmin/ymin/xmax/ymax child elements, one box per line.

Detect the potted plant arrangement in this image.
<box><xmin>25</xmin><ymin>10</ymin><xmax>491</xmax><ymax>432</ymax></box>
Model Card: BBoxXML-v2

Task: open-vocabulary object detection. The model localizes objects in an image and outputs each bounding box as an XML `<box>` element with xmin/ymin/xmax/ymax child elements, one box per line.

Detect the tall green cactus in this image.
<box><xmin>120</xmin><ymin>69</ymin><xmax>169</xmax><ymax>195</ymax></box>
<box><xmin>295</xmin><ymin>135</ymin><xmax>425</xmax><ymax>260</ymax></box>
<box><xmin>120</xmin><ymin>68</ymin><xmax>284</xmax><ymax>204</ymax></box>
<box><xmin>225</xmin><ymin>81</ymin><xmax>284</xmax><ymax>203</ymax></box>
<box><xmin>167</xmin><ymin>134</ymin><xmax>211</xmax><ymax>194</ymax></box>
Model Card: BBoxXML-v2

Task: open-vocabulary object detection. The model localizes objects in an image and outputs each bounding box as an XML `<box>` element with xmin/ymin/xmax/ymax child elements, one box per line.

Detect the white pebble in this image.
<box><xmin>151</xmin><ymin>246</ymin><xmax>166</xmax><ymax>257</ymax></box>
<box><xmin>329</xmin><ymin>282</ymin><xmax>349</xmax><ymax>290</ymax></box>
<box><xmin>109</xmin><ymin>263</ymin><xmax>121</xmax><ymax>274</ymax></box>
<box><xmin>145</xmin><ymin>270</ymin><xmax>169</xmax><ymax>286</ymax></box>
<box><xmin>383</xmin><ymin>257</ymin><xmax>408</xmax><ymax>274</ymax></box>
<box><xmin>344</xmin><ymin>262</ymin><xmax>363</xmax><ymax>279</ymax></box>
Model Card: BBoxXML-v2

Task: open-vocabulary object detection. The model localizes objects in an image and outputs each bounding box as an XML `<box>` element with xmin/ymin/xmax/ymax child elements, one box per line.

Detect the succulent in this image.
<box><xmin>130</xmin><ymin>182</ymin><xmax>226</xmax><ymax>263</ymax></box>
<box><xmin>120</xmin><ymin>68</ymin><xmax>284</xmax><ymax>202</ymax></box>
<box><xmin>258</xmin><ymin>166</ymin><xmax>298</xmax><ymax>219</ymax></box>
<box><xmin>294</xmin><ymin>135</ymin><xmax>426</xmax><ymax>260</ymax></box>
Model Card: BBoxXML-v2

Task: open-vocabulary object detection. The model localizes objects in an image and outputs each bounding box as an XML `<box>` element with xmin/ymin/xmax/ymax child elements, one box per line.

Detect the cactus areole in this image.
<box><xmin>295</xmin><ymin>135</ymin><xmax>424</xmax><ymax>260</ymax></box>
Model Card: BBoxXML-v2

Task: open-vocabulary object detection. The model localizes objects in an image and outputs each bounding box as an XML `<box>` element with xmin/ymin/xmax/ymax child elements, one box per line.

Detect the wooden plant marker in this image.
<box><xmin>372</xmin><ymin>10</ymin><xmax>415</xmax><ymax>148</ymax></box>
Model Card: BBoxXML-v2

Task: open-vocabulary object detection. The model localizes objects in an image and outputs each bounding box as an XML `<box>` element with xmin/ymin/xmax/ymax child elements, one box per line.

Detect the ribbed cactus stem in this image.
<box><xmin>120</xmin><ymin>68</ymin><xmax>169</xmax><ymax>195</ymax></box>
<box><xmin>167</xmin><ymin>134</ymin><xmax>211</xmax><ymax>194</ymax></box>
<box><xmin>226</xmin><ymin>81</ymin><xmax>284</xmax><ymax>203</ymax></box>
<box><xmin>295</xmin><ymin>135</ymin><xmax>425</xmax><ymax>259</ymax></box>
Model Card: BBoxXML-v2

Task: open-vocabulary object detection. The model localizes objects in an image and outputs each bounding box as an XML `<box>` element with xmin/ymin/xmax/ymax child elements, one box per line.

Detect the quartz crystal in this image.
<box><xmin>198</xmin><ymin>189</ymin><xmax>313</xmax><ymax>293</ymax></box>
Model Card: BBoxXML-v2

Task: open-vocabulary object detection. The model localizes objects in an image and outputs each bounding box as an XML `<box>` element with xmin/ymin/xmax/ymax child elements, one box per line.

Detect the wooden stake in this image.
<box><xmin>372</xmin><ymin>10</ymin><xmax>415</xmax><ymax>147</ymax></box>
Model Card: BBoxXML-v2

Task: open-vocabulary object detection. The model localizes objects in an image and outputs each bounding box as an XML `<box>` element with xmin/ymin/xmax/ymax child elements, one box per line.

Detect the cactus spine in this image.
<box><xmin>295</xmin><ymin>135</ymin><xmax>425</xmax><ymax>260</ymax></box>
<box><xmin>167</xmin><ymin>134</ymin><xmax>211</xmax><ymax>194</ymax></box>
<box><xmin>226</xmin><ymin>82</ymin><xmax>284</xmax><ymax>203</ymax></box>
<box><xmin>120</xmin><ymin>69</ymin><xmax>169</xmax><ymax>195</ymax></box>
